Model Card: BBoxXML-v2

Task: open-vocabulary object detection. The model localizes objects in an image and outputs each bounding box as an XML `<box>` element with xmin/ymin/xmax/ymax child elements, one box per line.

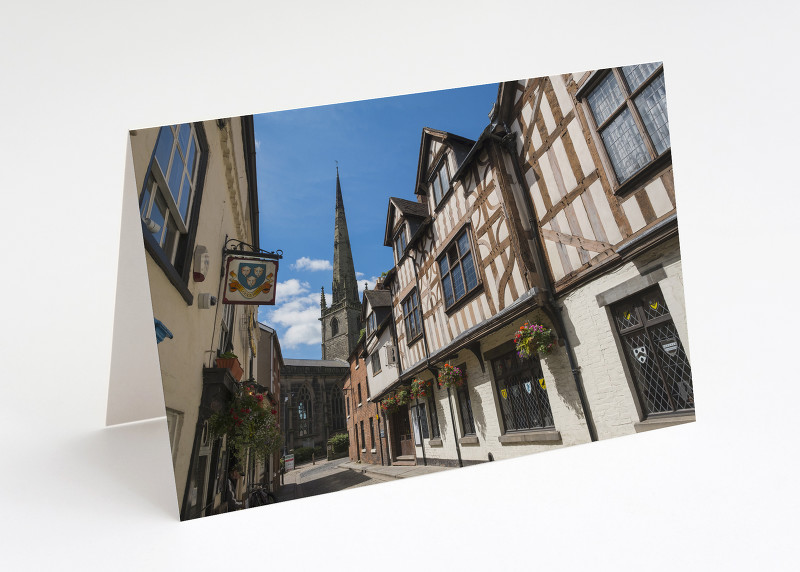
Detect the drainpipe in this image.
<box><xmin>494</xmin><ymin>129</ymin><xmax>598</xmax><ymax>443</ymax></box>
<box><xmin>413</xmin><ymin>396</ymin><xmax>428</xmax><ymax>466</ymax></box>
<box><xmin>445</xmin><ymin>387</ymin><xmax>464</xmax><ymax>468</ymax></box>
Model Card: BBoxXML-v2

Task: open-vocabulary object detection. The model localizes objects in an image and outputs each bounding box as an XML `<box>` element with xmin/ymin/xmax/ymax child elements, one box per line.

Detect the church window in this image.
<box><xmin>330</xmin><ymin>385</ymin><xmax>346</xmax><ymax>431</ymax></box>
<box><xmin>139</xmin><ymin>124</ymin><xmax>206</xmax><ymax>288</ymax></box>
<box><xmin>297</xmin><ymin>386</ymin><xmax>312</xmax><ymax>437</ymax></box>
<box><xmin>331</xmin><ymin>317</ymin><xmax>339</xmax><ymax>337</ymax></box>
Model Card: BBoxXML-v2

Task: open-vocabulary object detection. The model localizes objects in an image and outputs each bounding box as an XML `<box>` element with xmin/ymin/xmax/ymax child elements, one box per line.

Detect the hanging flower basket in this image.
<box><xmin>514</xmin><ymin>322</ymin><xmax>555</xmax><ymax>359</ymax></box>
<box><xmin>394</xmin><ymin>387</ymin><xmax>411</xmax><ymax>406</ymax></box>
<box><xmin>380</xmin><ymin>393</ymin><xmax>399</xmax><ymax>412</ymax></box>
<box><xmin>438</xmin><ymin>363</ymin><xmax>465</xmax><ymax>389</ymax></box>
<box><xmin>208</xmin><ymin>381</ymin><xmax>281</xmax><ymax>462</ymax></box>
<box><xmin>409</xmin><ymin>378</ymin><xmax>433</xmax><ymax>400</ymax></box>
<box><xmin>215</xmin><ymin>352</ymin><xmax>244</xmax><ymax>381</ymax></box>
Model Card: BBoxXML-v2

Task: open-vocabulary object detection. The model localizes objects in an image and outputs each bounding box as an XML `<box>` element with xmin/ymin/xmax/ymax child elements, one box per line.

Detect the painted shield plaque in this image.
<box><xmin>524</xmin><ymin>381</ymin><xmax>532</xmax><ymax>394</ymax></box>
<box><xmin>661</xmin><ymin>338</ymin><xmax>679</xmax><ymax>356</ymax></box>
<box><xmin>633</xmin><ymin>346</ymin><xmax>648</xmax><ymax>364</ymax></box>
<box><xmin>222</xmin><ymin>255</ymin><xmax>278</xmax><ymax>305</ymax></box>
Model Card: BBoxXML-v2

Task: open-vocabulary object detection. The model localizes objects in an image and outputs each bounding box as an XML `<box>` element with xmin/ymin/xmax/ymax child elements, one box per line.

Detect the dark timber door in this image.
<box><xmin>391</xmin><ymin>406</ymin><xmax>414</xmax><ymax>458</ymax></box>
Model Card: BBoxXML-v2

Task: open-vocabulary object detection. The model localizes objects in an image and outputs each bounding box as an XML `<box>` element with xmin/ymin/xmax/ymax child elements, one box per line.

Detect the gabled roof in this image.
<box><xmin>413</xmin><ymin>127</ymin><xmax>475</xmax><ymax>197</ymax></box>
<box><xmin>384</xmin><ymin>197</ymin><xmax>429</xmax><ymax>246</ymax></box>
<box><xmin>361</xmin><ymin>288</ymin><xmax>392</xmax><ymax>321</ymax></box>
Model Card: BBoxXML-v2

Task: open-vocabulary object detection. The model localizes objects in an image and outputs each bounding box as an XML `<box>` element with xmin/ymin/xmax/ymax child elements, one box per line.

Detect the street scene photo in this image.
<box><xmin>133</xmin><ymin>62</ymin><xmax>694</xmax><ymax>520</ymax></box>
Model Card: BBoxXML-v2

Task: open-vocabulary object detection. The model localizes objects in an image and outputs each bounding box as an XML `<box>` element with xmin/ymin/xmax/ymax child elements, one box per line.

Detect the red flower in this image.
<box><xmin>271</xmin><ymin>409</ymin><xmax>277</xmax><ymax>415</ymax></box>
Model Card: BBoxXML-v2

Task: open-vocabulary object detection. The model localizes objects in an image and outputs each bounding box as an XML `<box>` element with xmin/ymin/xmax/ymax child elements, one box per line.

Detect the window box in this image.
<box><xmin>215</xmin><ymin>355</ymin><xmax>244</xmax><ymax>382</ymax></box>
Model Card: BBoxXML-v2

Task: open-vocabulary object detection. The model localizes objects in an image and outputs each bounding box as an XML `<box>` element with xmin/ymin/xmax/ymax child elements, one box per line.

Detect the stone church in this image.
<box><xmin>280</xmin><ymin>169</ymin><xmax>360</xmax><ymax>454</ymax></box>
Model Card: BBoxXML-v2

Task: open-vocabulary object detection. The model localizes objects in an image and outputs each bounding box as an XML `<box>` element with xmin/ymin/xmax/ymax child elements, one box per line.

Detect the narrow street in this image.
<box><xmin>276</xmin><ymin>457</ymin><xmax>394</xmax><ymax>501</ymax></box>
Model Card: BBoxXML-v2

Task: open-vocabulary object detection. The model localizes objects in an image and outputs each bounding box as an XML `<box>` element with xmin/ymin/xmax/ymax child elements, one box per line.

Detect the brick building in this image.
<box><xmin>344</xmin><ymin>336</ymin><xmax>389</xmax><ymax>465</ymax></box>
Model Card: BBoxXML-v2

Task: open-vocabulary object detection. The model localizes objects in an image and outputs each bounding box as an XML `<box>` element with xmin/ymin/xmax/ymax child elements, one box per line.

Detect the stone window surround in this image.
<box><xmin>596</xmin><ymin>265</ymin><xmax>694</xmax><ymax>427</ymax></box>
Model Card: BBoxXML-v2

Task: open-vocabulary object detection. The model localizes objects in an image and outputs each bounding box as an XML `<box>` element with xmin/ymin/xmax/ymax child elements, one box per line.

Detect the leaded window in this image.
<box><xmin>438</xmin><ymin>228</ymin><xmax>479</xmax><ymax>309</ymax></box>
<box><xmin>584</xmin><ymin>62</ymin><xmax>669</xmax><ymax>185</ymax></box>
<box><xmin>429</xmin><ymin>159</ymin><xmax>450</xmax><ymax>206</ymax></box>
<box><xmin>394</xmin><ymin>227</ymin><xmax>407</xmax><ymax>262</ymax></box>
<box><xmin>139</xmin><ymin>124</ymin><xmax>203</xmax><ymax>272</ymax></box>
<box><xmin>367</xmin><ymin>312</ymin><xmax>377</xmax><ymax>335</ymax></box>
<box><xmin>360</xmin><ymin>421</ymin><xmax>366</xmax><ymax>451</ymax></box>
<box><xmin>297</xmin><ymin>386</ymin><xmax>312</xmax><ymax>437</ymax></box>
<box><xmin>411</xmin><ymin>402</ymin><xmax>429</xmax><ymax>444</ymax></box>
<box><xmin>218</xmin><ymin>303</ymin><xmax>235</xmax><ymax>354</ymax></box>
<box><xmin>331</xmin><ymin>317</ymin><xmax>339</xmax><ymax>337</ymax></box>
<box><xmin>330</xmin><ymin>385</ymin><xmax>346</xmax><ymax>431</ymax></box>
<box><xmin>612</xmin><ymin>287</ymin><xmax>693</xmax><ymax>417</ymax></box>
<box><xmin>402</xmin><ymin>289</ymin><xmax>423</xmax><ymax>342</ymax></box>
<box><xmin>455</xmin><ymin>372</ymin><xmax>476</xmax><ymax>436</ymax></box>
<box><xmin>492</xmin><ymin>351</ymin><xmax>554</xmax><ymax>432</ymax></box>
<box><xmin>428</xmin><ymin>397</ymin><xmax>440</xmax><ymax>439</ymax></box>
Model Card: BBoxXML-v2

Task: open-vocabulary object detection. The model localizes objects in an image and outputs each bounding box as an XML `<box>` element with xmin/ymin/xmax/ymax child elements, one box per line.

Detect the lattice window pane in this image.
<box><xmin>601</xmin><ymin>109</ymin><xmax>650</xmax><ymax>183</ymax></box>
<box><xmin>650</xmin><ymin>323</ymin><xmax>694</xmax><ymax>411</ymax></box>
<box><xmin>494</xmin><ymin>352</ymin><xmax>554</xmax><ymax>432</ymax></box>
<box><xmin>622</xmin><ymin>62</ymin><xmax>661</xmax><ymax>92</ymax></box>
<box><xmin>634</xmin><ymin>72</ymin><xmax>670</xmax><ymax>154</ymax></box>
<box><xmin>641</xmin><ymin>291</ymin><xmax>670</xmax><ymax>321</ymax></box>
<box><xmin>622</xmin><ymin>332</ymin><xmax>674</xmax><ymax>414</ymax></box>
<box><xmin>457</xmin><ymin>385</ymin><xmax>476</xmax><ymax>436</ymax></box>
<box><xmin>587</xmin><ymin>72</ymin><xmax>625</xmax><ymax>125</ymax></box>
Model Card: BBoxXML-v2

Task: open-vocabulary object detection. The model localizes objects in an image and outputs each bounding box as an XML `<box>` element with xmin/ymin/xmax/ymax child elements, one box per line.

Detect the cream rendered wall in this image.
<box><xmin>364</xmin><ymin>302</ymin><xmax>400</xmax><ymax>398</ymax></box>
<box><xmin>131</xmin><ymin>119</ymin><xmax>256</xmax><ymax>510</ymax></box>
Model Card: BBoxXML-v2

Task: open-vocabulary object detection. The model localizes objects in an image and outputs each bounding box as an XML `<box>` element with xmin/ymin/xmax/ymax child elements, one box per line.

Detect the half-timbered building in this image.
<box><xmin>376</xmin><ymin>63</ymin><xmax>693</xmax><ymax>467</ymax></box>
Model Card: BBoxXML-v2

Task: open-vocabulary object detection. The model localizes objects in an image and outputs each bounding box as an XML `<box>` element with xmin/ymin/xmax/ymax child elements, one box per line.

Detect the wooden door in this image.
<box><xmin>391</xmin><ymin>407</ymin><xmax>414</xmax><ymax>458</ymax></box>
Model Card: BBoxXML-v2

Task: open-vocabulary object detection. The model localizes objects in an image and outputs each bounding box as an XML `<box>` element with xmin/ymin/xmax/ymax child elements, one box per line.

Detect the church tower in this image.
<box><xmin>320</xmin><ymin>168</ymin><xmax>361</xmax><ymax>360</ymax></box>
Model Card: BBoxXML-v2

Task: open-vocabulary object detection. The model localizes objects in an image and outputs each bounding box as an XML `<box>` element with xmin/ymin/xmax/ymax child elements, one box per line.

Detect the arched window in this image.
<box><xmin>331</xmin><ymin>317</ymin><xmax>339</xmax><ymax>336</ymax></box>
<box><xmin>330</xmin><ymin>385</ymin><xmax>346</xmax><ymax>431</ymax></box>
<box><xmin>297</xmin><ymin>386</ymin><xmax>312</xmax><ymax>437</ymax></box>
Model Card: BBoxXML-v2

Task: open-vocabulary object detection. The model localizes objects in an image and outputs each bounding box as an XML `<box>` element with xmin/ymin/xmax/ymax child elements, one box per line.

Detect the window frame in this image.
<box><xmin>366</xmin><ymin>312</ymin><xmax>378</xmax><ymax>336</ymax></box>
<box><xmin>370</xmin><ymin>351</ymin><xmax>382</xmax><ymax>375</ymax></box>
<box><xmin>401</xmin><ymin>288</ymin><xmax>423</xmax><ymax>345</ymax></box>
<box><xmin>429</xmin><ymin>156</ymin><xmax>452</xmax><ymax>209</ymax></box>
<box><xmin>452</xmin><ymin>363</ymin><xmax>476</xmax><ymax>437</ymax></box>
<box><xmin>578</xmin><ymin>63</ymin><xmax>670</xmax><ymax>197</ymax></box>
<box><xmin>393</xmin><ymin>225</ymin><xmax>407</xmax><ymax>263</ymax></box>
<box><xmin>609</xmin><ymin>286</ymin><xmax>694</xmax><ymax>419</ymax></box>
<box><xmin>139</xmin><ymin>123</ymin><xmax>208</xmax><ymax>305</ymax></box>
<box><xmin>410</xmin><ymin>401</ymin><xmax>429</xmax><ymax>444</ymax></box>
<box><xmin>428</xmin><ymin>396</ymin><xmax>440</xmax><ymax>439</ymax></box>
<box><xmin>491</xmin><ymin>350</ymin><xmax>555</xmax><ymax>433</ymax></box>
<box><xmin>437</xmin><ymin>225</ymin><xmax>482</xmax><ymax>313</ymax></box>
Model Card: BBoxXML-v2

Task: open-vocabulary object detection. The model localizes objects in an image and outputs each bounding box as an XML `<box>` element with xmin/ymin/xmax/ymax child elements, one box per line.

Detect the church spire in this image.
<box><xmin>332</xmin><ymin>167</ymin><xmax>359</xmax><ymax>305</ymax></box>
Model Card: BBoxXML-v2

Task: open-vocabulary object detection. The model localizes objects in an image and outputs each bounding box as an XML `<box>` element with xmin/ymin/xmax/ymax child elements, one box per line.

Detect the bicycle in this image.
<box><xmin>245</xmin><ymin>482</ymin><xmax>278</xmax><ymax>508</ymax></box>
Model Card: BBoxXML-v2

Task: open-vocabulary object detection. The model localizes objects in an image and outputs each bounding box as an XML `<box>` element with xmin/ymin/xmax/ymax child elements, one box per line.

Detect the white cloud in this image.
<box><xmin>356</xmin><ymin>271</ymin><xmax>364</xmax><ymax>278</ymax></box>
<box><xmin>292</xmin><ymin>257</ymin><xmax>333</xmax><ymax>271</ymax></box>
<box><xmin>274</xmin><ymin>278</ymin><xmax>310</xmax><ymax>304</ymax></box>
<box><xmin>255</xmin><ymin>138</ymin><xmax>261</xmax><ymax>151</ymax></box>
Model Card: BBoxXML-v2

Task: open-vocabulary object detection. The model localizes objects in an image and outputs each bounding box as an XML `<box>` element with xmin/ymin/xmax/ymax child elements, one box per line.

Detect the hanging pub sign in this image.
<box><xmin>222</xmin><ymin>255</ymin><xmax>278</xmax><ymax>305</ymax></box>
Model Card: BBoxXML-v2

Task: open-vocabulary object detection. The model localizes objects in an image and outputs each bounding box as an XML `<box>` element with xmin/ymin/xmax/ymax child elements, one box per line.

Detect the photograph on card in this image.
<box><xmin>131</xmin><ymin>62</ymin><xmax>693</xmax><ymax>520</ymax></box>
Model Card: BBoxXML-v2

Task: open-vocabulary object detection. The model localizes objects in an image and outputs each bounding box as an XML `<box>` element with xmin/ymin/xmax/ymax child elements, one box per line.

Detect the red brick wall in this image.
<box><xmin>345</xmin><ymin>352</ymin><xmax>389</xmax><ymax>465</ymax></box>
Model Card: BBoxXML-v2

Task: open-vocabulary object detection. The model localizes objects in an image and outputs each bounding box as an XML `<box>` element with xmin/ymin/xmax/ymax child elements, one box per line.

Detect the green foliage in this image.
<box><xmin>438</xmin><ymin>363</ymin><xmax>465</xmax><ymax>389</ymax></box>
<box><xmin>328</xmin><ymin>432</ymin><xmax>349</xmax><ymax>453</ymax></box>
<box><xmin>208</xmin><ymin>382</ymin><xmax>281</xmax><ymax>463</ymax></box>
<box><xmin>410</xmin><ymin>378</ymin><xmax>432</xmax><ymax>399</ymax></box>
<box><xmin>218</xmin><ymin>351</ymin><xmax>238</xmax><ymax>359</ymax></box>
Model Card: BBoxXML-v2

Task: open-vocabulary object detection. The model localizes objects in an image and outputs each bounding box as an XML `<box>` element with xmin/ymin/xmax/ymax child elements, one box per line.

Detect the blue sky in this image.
<box><xmin>254</xmin><ymin>82</ymin><xmax>499</xmax><ymax>359</ymax></box>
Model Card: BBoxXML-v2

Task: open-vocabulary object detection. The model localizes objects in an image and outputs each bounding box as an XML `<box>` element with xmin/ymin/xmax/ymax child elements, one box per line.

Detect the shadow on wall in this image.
<box><xmin>544</xmin><ymin>308</ymin><xmax>586</xmax><ymax>421</ymax></box>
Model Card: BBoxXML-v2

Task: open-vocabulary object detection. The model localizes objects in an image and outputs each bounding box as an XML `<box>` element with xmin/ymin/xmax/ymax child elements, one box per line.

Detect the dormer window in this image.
<box><xmin>429</xmin><ymin>158</ymin><xmax>450</xmax><ymax>206</ymax></box>
<box><xmin>367</xmin><ymin>311</ymin><xmax>377</xmax><ymax>336</ymax></box>
<box><xmin>393</xmin><ymin>226</ymin><xmax>407</xmax><ymax>261</ymax></box>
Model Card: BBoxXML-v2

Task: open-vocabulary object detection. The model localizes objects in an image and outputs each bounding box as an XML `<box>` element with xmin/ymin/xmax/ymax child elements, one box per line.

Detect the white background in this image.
<box><xmin>2</xmin><ymin>1</ymin><xmax>798</xmax><ymax>570</ymax></box>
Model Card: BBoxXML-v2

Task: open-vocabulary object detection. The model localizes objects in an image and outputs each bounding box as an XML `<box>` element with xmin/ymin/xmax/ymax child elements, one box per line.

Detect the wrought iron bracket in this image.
<box><xmin>223</xmin><ymin>237</ymin><xmax>283</xmax><ymax>260</ymax></box>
